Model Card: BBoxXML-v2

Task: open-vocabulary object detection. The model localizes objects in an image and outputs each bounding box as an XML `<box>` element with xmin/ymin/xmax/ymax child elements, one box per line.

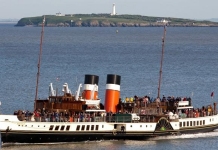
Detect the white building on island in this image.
<box><xmin>111</xmin><ymin>3</ymin><xmax>116</xmax><ymax>15</ymax></box>
<box><xmin>56</xmin><ymin>12</ymin><xmax>65</xmax><ymax>16</ymax></box>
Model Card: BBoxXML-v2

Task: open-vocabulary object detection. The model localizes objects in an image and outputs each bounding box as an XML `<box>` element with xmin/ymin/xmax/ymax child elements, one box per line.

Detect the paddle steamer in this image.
<box><xmin>0</xmin><ymin>18</ymin><xmax>218</xmax><ymax>144</ymax></box>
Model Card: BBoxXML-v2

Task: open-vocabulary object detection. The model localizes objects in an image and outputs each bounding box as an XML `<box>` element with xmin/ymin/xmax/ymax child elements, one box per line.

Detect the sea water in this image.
<box><xmin>0</xmin><ymin>24</ymin><xmax>218</xmax><ymax>149</ymax></box>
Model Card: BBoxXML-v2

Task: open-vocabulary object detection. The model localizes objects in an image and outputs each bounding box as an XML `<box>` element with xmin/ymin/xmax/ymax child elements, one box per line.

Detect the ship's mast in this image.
<box><xmin>34</xmin><ymin>16</ymin><xmax>45</xmax><ymax>110</ymax></box>
<box><xmin>157</xmin><ymin>25</ymin><xmax>167</xmax><ymax>98</ymax></box>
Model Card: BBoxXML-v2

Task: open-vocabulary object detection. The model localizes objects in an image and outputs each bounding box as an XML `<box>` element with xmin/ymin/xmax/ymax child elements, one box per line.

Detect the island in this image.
<box><xmin>15</xmin><ymin>14</ymin><xmax>218</xmax><ymax>27</ymax></box>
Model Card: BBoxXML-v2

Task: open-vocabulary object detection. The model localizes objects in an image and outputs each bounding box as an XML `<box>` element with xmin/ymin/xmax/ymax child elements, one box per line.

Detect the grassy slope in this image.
<box><xmin>16</xmin><ymin>14</ymin><xmax>217</xmax><ymax>26</ymax></box>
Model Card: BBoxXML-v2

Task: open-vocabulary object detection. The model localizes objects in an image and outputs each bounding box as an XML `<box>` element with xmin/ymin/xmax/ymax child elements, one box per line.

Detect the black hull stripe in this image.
<box><xmin>1</xmin><ymin>125</ymin><xmax>218</xmax><ymax>143</ymax></box>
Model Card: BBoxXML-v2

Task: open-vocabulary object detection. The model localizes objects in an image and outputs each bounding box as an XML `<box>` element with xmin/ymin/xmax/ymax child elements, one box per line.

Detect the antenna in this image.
<box><xmin>34</xmin><ymin>16</ymin><xmax>45</xmax><ymax>110</ymax></box>
<box><xmin>157</xmin><ymin>25</ymin><xmax>167</xmax><ymax>98</ymax></box>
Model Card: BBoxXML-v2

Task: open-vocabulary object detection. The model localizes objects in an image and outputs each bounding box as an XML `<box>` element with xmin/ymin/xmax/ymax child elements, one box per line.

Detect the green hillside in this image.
<box><xmin>16</xmin><ymin>14</ymin><xmax>218</xmax><ymax>27</ymax></box>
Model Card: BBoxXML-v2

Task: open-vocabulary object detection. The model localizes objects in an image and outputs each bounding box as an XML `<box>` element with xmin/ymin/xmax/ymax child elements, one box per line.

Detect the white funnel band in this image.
<box><xmin>106</xmin><ymin>84</ymin><xmax>120</xmax><ymax>91</ymax></box>
<box><xmin>84</xmin><ymin>84</ymin><xmax>98</xmax><ymax>91</ymax></box>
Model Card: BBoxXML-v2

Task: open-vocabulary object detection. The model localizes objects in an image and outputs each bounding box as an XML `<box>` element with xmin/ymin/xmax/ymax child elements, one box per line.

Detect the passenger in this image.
<box><xmin>144</xmin><ymin>96</ymin><xmax>149</xmax><ymax>106</ymax></box>
<box><xmin>30</xmin><ymin>114</ymin><xmax>35</xmax><ymax>121</ymax></box>
<box><xmin>162</xmin><ymin>95</ymin><xmax>166</xmax><ymax>102</ymax></box>
<box><xmin>69</xmin><ymin>116</ymin><xmax>73</xmax><ymax>122</ymax></box>
<box><xmin>208</xmin><ymin>105</ymin><xmax>212</xmax><ymax>116</ymax></box>
<box><xmin>34</xmin><ymin>110</ymin><xmax>40</xmax><ymax>122</ymax></box>
<box><xmin>55</xmin><ymin>111</ymin><xmax>59</xmax><ymax>122</ymax></box>
<box><xmin>121</xmin><ymin>126</ymin><xmax>125</xmax><ymax>132</ymax></box>
<box><xmin>126</xmin><ymin>97</ymin><xmax>129</xmax><ymax>102</ymax></box>
<box><xmin>130</xmin><ymin>97</ymin><xmax>134</xmax><ymax>102</ymax></box>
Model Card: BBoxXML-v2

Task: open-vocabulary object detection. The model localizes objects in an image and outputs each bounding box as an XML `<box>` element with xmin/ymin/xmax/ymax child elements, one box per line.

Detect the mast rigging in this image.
<box><xmin>34</xmin><ymin>16</ymin><xmax>45</xmax><ymax>110</ymax></box>
<box><xmin>157</xmin><ymin>25</ymin><xmax>167</xmax><ymax>98</ymax></box>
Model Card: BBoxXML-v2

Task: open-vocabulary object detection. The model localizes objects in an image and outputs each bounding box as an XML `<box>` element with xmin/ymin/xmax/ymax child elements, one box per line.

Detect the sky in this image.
<box><xmin>0</xmin><ymin>0</ymin><xmax>217</xmax><ymax>20</ymax></box>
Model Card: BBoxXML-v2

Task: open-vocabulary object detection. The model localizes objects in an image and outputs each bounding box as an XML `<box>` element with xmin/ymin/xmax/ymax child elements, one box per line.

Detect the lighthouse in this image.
<box><xmin>111</xmin><ymin>3</ymin><xmax>116</xmax><ymax>15</ymax></box>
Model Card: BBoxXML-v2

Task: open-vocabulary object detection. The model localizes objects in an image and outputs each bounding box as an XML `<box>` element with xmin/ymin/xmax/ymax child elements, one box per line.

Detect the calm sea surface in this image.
<box><xmin>0</xmin><ymin>24</ymin><xmax>218</xmax><ymax>149</ymax></box>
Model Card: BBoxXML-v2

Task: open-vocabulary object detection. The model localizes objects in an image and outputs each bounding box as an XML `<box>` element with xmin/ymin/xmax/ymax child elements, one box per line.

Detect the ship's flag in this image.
<box><xmin>211</xmin><ymin>92</ymin><xmax>214</xmax><ymax>98</ymax></box>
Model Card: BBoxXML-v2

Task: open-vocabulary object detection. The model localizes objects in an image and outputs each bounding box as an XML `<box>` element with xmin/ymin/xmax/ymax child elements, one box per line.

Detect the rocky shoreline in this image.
<box><xmin>23</xmin><ymin>21</ymin><xmax>218</xmax><ymax>27</ymax></box>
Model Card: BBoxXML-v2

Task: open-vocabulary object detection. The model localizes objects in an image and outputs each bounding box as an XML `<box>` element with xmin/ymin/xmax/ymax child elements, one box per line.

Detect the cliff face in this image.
<box><xmin>15</xmin><ymin>14</ymin><xmax>218</xmax><ymax>27</ymax></box>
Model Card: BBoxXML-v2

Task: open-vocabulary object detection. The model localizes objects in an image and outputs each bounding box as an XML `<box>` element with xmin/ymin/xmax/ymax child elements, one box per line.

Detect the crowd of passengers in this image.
<box><xmin>124</xmin><ymin>95</ymin><xmax>216</xmax><ymax>119</ymax></box>
<box><xmin>14</xmin><ymin>109</ymin><xmax>108</xmax><ymax>122</ymax></box>
<box><xmin>13</xmin><ymin>95</ymin><xmax>216</xmax><ymax>122</ymax></box>
<box><xmin>124</xmin><ymin>95</ymin><xmax>192</xmax><ymax>104</ymax></box>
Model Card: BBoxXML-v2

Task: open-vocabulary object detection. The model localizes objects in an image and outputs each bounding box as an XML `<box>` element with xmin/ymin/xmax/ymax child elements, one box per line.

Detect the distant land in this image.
<box><xmin>15</xmin><ymin>14</ymin><xmax>218</xmax><ymax>27</ymax></box>
<box><xmin>0</xmin><ymin>19</ymin><xmax>19</xmax><ymax>24</ymax></box>
<box><xmin>208</xmin><ymin>18</ymin><xmax>218</xmax><ymax>22</ymax></box>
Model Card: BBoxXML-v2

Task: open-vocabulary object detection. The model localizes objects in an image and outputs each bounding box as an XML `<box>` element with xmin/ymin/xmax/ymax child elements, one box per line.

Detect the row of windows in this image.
<box><xmin>76</xmin><ymin>124</ymin><xmax>153</xmax><ymax>131</ymax></box>
<box><xmin>130</xmin><ymin>125</ymin><xmax>152</xmax><ymax>128</ymax></box>
<box><xmin>210</xmin><ymin>118</ymin><xmax>214</xmax><ymax>122</ymax></box>
<box><xmin>180</xmin><ymin>120</ymin><xmax>205</xmax><ymax>127</ymax></box>
<box><xmin>18</xmin><ymin>124</ymin><xmax>153</xmax><ymax>130</ymax></box>
<box><xmin>76</xmin><ymin>125</ymin><xmax>100</xmax><ymax>131</ymax></box>
<box><xmin>18</xmin><ymin>124</ymin><xmax>71</xmax><ymax>131</ymax></box>
<box><xmin>18</xmin><ymin>124</ymin><xmax>46</xmax><ymax>128</ymax></box>
<box><xmin>49</xmin><ymin>125</ymin><xmax>70</xmax><ymax>131</ymax></box>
